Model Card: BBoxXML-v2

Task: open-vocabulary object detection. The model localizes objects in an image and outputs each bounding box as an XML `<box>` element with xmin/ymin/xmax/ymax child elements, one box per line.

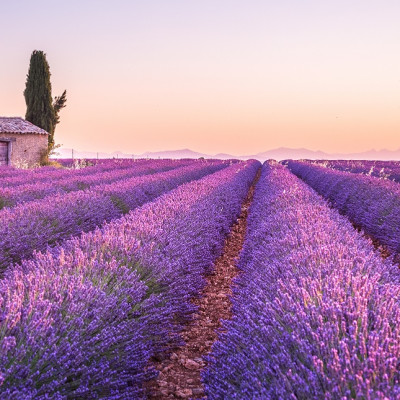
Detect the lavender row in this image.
<box><xmin>203</xmin><ymin>162</ymin><xmax>400</xmax><ymax>399</ymax></box>
<box><xmin>287</xmin><ymin>160</ymin><xmax>400</xmax><ymax>255</ymax></box>
<box><xmin>0</xmin><ymin>161</ymin><xmax>226</xmax><ymax>273</ymax></box>
<box><xmin>0</xmin><ymin>160</ymin><xmax>260</xmax><ymax>399</ymax></box>
<box><xmin>0</xmin><ymin>159</ymin><xmax>192</xmax><ymax>209</ymax></box>
<box><xmin>311</xmin><ymin>159</ymin><xmax>400</xmax><ymax>183</ymax></box>
<box><xmin>0</xmin><ymin>165</ymin><xmax>58</xmax><ymax>178</ymax></box>
<box><xmin>0</xmin><ymin>159</ymin><xmax>156</xmax><ymax>188</ymax></box>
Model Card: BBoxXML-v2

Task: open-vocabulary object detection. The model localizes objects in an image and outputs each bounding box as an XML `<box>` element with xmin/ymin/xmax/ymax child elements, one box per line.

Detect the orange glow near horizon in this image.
<box><xmin>1</xmin><ymin>1</ymin><xmax>400</xmax><ymax>156</ymax></box>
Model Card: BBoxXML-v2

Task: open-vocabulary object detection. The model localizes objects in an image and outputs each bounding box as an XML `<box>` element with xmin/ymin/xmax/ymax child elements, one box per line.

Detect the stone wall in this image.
<box><xmin>0</xmin><ymin>133</ymin><xmax>48</xmax><ymax>167</ymax></box>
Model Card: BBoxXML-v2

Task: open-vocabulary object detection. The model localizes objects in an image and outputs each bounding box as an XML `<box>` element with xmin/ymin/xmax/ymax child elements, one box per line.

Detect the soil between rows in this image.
<box><xmin>145</xmin><ymin>170</ymin><xmax>260</xmax><ymax>399</ymax></box>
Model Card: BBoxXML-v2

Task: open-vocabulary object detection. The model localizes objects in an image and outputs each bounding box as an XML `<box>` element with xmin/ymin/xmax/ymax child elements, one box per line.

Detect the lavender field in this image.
<box><xmin>1</xmin><ymin>158</ymin><xmax>400</xmax><ymax>399</ymax></box>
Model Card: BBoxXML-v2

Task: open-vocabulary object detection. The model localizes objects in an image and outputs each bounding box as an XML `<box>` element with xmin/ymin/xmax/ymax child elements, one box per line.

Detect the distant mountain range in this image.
<box><xmin>52</xmin><ymin>147</ymin><xmax>400</xmax><ymax>161</ymax></box>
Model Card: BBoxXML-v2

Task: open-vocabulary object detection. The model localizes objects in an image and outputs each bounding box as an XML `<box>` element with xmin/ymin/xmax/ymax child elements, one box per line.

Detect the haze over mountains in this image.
<box><xmin>54</xmin><ymin>147</ymin><xmax>400</xmax><ymax>161</ymax></box>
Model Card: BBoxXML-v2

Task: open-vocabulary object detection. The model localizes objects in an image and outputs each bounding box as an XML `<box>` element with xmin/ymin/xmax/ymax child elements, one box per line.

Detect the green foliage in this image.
<box><xmin>53</xmin><ymin>90</ymin><xmax>67</xmax><ymax>126</ymax></box>
<box><xmin>39</xmin><ymin>143</ymin><xmax>63</xmax><ymax>167</ymax></box>
<box><xmin>24</xmin><ymin>50</ymin><xmax>67</xmax><ymax>150</ymax></box>
<box><xmin>109</xmin><ymin>195</ymin><xmax>130</xmax><ymax>214</ymax></box>
<box><xmin>24</xmin><ymin>51</ymin><xmax>55</xmax><ymax>141</ymax></box>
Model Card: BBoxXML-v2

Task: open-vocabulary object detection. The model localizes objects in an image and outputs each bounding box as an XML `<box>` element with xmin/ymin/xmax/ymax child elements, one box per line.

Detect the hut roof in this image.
<box><xmin>0</xmin><ymin>117</ymin><xmax>48</xmax><ymax>135</ymax></box>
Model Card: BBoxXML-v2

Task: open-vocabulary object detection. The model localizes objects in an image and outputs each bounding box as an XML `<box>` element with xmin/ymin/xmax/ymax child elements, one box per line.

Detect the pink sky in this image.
<box><xmin>1</xmin><ymin>0</ymin><xmax>400</xmax><ymax>156</ymax></box>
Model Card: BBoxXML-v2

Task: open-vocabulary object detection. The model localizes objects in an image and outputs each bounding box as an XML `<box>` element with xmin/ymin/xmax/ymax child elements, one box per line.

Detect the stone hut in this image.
<box><xmin>0</xmin><ymin>117</ymin><xmax>48</xmax><ymax>167</ymax></box>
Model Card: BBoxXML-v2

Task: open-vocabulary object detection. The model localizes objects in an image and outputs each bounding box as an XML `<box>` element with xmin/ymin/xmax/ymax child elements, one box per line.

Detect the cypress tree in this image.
<box><xmin>24</xmin><ymin>50</ymin><xmax>66</xmax><ymax>150</ymax></box>
<box><xmin>53</xmin><ymin>90</ymin><xmax>67</xmax><ymax>126</ymax></box>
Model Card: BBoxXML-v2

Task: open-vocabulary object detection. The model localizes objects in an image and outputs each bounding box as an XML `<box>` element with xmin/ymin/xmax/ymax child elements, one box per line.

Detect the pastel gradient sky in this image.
<box><xmin>1</xmin><ymin>0</ymin><xmax>400</xmax><ymax>155</ymax></box>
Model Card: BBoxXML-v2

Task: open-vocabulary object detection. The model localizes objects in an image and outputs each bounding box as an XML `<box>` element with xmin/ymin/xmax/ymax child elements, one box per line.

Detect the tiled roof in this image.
<box><xmin>0</xmin><ymin>117</ymin><xmax>48</xmax><ymax>135</ymax></box>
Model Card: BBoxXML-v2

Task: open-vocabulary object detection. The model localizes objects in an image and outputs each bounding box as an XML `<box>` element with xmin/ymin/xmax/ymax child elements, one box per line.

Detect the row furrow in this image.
<box><xmin>0</xmin><ymin>159</ymin><xmax>150</xmax><ymax>188</ymax></box>
<box><xmin>0</xmin><ymin>159</ymin><xmax>192</xmax><ymax>209</ymax></box>
<box><xmin>287</xmin><ymin>160</ymin><xmax>400</xmax><ymax>256</ymax></box>
<box><xmin>0</xmin><ymin>160</ymin><xmax>226</xmax><ymax>273</ymax></box>
<box><xmin>203</xmin><ymin>161</ymin><xmax>400</xmax><ymax>399</ymax></box>
<box><xmin>0</xmin><ymin>160</ymin><xmax>260</xmax><ymax>399</ymax></box>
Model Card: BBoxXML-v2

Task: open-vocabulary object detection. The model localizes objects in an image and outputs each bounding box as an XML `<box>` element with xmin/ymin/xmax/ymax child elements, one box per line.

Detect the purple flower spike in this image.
<box><xmin>0</xmin><ymin>160</ymin><xmax>260</xmax><ymax>399</ymax></box>
<box><xmin>203</xmin><ymin>161</ymin><xmax>400</xmax><ymax>399</ymax></box>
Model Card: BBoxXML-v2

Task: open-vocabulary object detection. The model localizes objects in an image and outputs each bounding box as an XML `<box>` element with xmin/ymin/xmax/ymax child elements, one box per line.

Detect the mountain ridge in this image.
<box><xmin>52</xmin><ymin>147</ymin><xmax>400</xmax><ymax>161</ymax></box>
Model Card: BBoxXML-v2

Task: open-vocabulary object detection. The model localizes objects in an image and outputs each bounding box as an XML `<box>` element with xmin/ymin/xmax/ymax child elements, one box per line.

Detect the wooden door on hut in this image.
<box><xmin>0</xmin><ymin>142</ymin><xmax>8</xmax><ymax>166</ymax></box>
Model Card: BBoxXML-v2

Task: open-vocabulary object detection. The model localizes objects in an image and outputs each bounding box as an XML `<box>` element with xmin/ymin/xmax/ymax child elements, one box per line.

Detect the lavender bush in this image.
<box><xmin>311</xmin><ymin>159</ymin><xmax>400</xmax><ymax>182</ymax></box>
<box><xmin>0</xmin><ymin>161</ymin><xmax>226</xmax><ymax>272</ymax></box>
<box><xmin>287</xmin><ymin>160</ymin><xmax>400</xmax><ymax>255</ymax></box>
<box><xmin>288</xmin><ymin>161</ymin><xmax>400</xmax><ymax>253</ymax></box>
<box><xmin>0</xmin><ymin>160</ymin><xmax>259</xmax><ymax>399</ymax></box>
<box><xmin>0</xmin><ymin>159</ymin><xmax>154</xmax><ymax>188</ymax></box>
<box><xmin>203</xmin><ymin>162</ymin><xmax>400</xmax><ymax>399</ymax></box>
<box><xmin>0</xmin><ymin>165</ymin><xmax>55</xmax><ymax>179</ymax></box>
<box><xmin>0</xmin><ymin>159</ymin><xmax>191</xmax><ymax>209</ymax></box>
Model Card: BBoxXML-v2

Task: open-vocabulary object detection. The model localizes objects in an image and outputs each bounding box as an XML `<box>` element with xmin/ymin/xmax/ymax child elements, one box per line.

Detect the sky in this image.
<box><xmin>1</xmin><ymin>0</ymin><xmax>400</xmax><ymax>156</ymax></box>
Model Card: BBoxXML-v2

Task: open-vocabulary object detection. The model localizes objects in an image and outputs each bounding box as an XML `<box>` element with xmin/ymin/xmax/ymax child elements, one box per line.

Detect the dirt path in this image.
<box><xmin>351</xmin><ymin>222</ymin><xmax>396</xmax><ymax>262</ymax></box>
<box><xmin>145</xmin><ymin>170</ymin><xmax>260</xmax><ymax>399</ymax></box>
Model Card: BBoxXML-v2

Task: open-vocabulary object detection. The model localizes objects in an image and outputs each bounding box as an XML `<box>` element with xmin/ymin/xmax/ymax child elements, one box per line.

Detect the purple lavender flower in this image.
<box><xmin>0</xmin><ymin>160</ymin><xmax>227</xmax><ymax>273</ymax></box>
<box><xmin>0</xmin><ymin>159</ymin><xmax>192</xmax><ymax>209</ymax></box>
<box><xmin>0</xmin><ymin>160</ymin><xmax>260</xmax><ymax>398</ymax></box>
<box><xmin>203</xmin><ymin>161</ymin><xmax>400</xmax><ymax>399</ymax></box>
<box><xmin>287</xmin><ymin>160</ymin><xmax>400</xmax><ymax>255</ymax></box>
